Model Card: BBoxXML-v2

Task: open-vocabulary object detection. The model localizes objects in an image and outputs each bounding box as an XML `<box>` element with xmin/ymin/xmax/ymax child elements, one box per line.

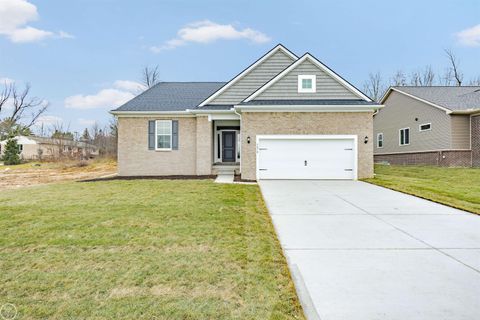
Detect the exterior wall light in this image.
<box><xmin>247</xmin><ymin>136</ymin><xmax>251</xmax><ymax>144</ymax></box>
<box><xmin>364</xmin><ymin>136</ymin><xmax>369</xmax><ymax>144</ymax></box>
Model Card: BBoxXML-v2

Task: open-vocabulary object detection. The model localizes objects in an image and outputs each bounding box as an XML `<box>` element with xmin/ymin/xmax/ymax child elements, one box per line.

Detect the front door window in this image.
<box><xmin>222</xmin><ymin>131</ymin><xmax>236</xmax><ymax>162</ymax></box>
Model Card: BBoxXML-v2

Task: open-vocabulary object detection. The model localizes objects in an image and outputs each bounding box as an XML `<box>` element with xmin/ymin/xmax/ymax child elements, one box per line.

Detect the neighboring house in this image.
<box><xmin>111</xmin><ymin>44</ymin><xmax>382</xmax><ymax>180</ymax></box>
<box><xmin>0</xmin><ymin>136</ymin><xmax>99</xmax><ymax>160</ymax></box>
<box><xmin>374</xmin><ymin>86</ymin><xmax>480</xmax><ymax>167</ymax></box>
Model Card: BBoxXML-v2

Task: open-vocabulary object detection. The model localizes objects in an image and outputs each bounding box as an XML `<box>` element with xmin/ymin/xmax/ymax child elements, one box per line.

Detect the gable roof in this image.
<box><xmin>112</xmin><ymin>82</ymin><xmax>225</xmax><ymax>112</ymax></box>
<box><xmin>382</xmin><ymin>86</ymin><xmax>480</xmax><ymax>113</ymax></box>
<box><xmin>243</xmin><ymin>53</ymin><xmax>372</xmax><ymax>102</ymax></box>
<box><xmin>197</xmin><ymin>44</ymin><xmax>298</xmax><ymax>107</ymax></box>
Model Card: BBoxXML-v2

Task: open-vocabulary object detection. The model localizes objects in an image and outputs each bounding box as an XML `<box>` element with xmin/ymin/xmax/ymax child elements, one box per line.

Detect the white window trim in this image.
<box><xmin>377</xmin><ymin>133</ymin><xmax>384</xmax><ymax>148</ymax></box>
<box><xmin>399</xmin><ymin>127</ymin><xmax>410</xmax><ymax>146</ymax></box>
<box><xmin>419</xmin><ymin>123</ymin><xmax>432</xmax><ymax>132</ymax></box>
<box><xmin>155</xmin><ymin>120</ymin><xmax>172</xmax><ymax>151</ymax></box>
<box><xmin>298</xmin><ymin>75</ymin><xmax>316</xmax><ymax>93</ymax></box>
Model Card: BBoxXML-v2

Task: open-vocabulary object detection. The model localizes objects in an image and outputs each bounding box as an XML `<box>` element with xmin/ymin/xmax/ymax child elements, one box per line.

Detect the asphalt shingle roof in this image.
<box><xmin>112</xmin><ymin>82</ymin><xmax>225</xmax><ymax>112</ymax></box>
<box><xmin>393</xmin><ymin>86</ymin><xmax>480</xmax><ymax>111</ymax></box>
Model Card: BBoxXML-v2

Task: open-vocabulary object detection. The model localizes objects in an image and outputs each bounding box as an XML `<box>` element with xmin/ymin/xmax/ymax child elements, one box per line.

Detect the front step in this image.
<box><xmin>212</xmin><ymin>164</ymin><xmax>240</xmax><ymax>175</ymax></box>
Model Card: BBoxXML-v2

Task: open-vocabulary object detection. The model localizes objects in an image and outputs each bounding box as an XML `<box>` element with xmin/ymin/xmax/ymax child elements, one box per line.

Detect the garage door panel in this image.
<box><xmin>257</xmin><ymin>137</ymin><xmax>356</xmax><ymax>180</ymax></box>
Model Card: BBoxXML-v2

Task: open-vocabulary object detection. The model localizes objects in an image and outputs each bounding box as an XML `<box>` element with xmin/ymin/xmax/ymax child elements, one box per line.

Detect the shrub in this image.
<box><xmin>2</xmin><ymin>138</ymin><xmax>21</xmax><ymax>165</ymax></box>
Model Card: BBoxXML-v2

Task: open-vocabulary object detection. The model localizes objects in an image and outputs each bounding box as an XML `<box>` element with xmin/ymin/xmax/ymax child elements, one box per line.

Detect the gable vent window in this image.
<box><xmin>298</xmin><ymin>75</ymin><xmax>316</xmax><ymax>93</ymax></box>
<box><xmin>399</xmin><ymin>128</ymin><xmax>410</xmax><ymax>146</ymax></box>
<box><xmin>419</xmin><ymin>123</ymin><xmax>431</xmax><ymax>132</ymax></box>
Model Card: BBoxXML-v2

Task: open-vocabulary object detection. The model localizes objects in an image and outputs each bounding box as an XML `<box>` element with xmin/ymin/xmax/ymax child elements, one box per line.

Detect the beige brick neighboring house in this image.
<box><xmin>374</xmin><ymin>87</ymin><xmax>480</xmax><ymax>167</ymax></box>
<box><xmin>112</xmin><ymin>44</ymin><xmax>382</xmax><ymax>180</ymax></box>
<box><xmin>0</xmin><ymin>135</ymin><xmax>99</xmax><ymax>161</ymax></box>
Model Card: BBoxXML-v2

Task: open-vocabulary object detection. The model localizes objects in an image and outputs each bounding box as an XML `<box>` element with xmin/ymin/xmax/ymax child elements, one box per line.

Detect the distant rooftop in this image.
<box><xmin>391</xmin><ymin>86</ymin><xmax>480</xmax><ymax>112</ymax></box>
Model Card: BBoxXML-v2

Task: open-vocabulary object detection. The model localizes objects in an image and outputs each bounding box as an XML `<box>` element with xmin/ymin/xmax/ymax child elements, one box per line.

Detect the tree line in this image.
<box><xmin>364</xmin><ymin>49</ymin><xmax>480</xmax><ymax>102</ymax></box>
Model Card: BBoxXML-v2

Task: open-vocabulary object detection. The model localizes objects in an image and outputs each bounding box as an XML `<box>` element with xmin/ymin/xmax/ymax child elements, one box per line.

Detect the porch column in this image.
<box><xmin>196</xmin><ymin>116</ymin><xmax>213</xmax><ymax>175</ymax></box>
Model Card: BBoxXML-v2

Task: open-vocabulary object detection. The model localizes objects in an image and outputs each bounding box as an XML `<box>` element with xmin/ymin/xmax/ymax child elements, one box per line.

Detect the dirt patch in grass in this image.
<box><xmin>0</xmin><ymin>159</ymin><xmax>116</xmax><ymax>190</ymax></box>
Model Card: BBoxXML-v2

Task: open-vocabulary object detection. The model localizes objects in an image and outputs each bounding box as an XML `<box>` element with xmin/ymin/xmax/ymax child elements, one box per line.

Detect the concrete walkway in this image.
<box><xmin>259</xmin><ymin>180</ymin><xmax>480</xmax><ymax>320</ymax></box>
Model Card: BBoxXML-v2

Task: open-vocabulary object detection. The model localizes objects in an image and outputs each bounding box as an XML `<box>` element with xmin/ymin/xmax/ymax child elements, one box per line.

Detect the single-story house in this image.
<box><xmin>374</xmin><ymin>86</ymin><xmax>480</xmax><ymax>167</ymax></box>
<box><xmin>0</xmin><ymin>135</ymin><xmax>99</xmax><ymax>160</ymax></box>
<box><xmin>111</xmin><ymin>44</ymin><xmax>382</xmax><ymax>180</ymax></box>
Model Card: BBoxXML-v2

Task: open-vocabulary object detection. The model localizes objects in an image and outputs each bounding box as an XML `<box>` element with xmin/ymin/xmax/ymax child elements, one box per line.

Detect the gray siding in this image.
<box><xmin>451</xmin><ymin>115</ymin><xmax>471</xmax><ymax>149</ymax></box>
<box><xmin>255</xmin><ymin>59</ymin><xmax>359</xmax><ymax>100</ymax></box>
<box><xmin>210</xmin><ymin>50</ymin><xmax>295</xmax><ymax>105</ymax></box>
<box><xmin>374</xmin><ymin>91</ymin><xmax>452</xmax><ymax>154</ymax></box>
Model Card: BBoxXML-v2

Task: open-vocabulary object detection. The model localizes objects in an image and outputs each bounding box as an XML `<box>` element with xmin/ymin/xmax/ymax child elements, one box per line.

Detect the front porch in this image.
<box><xmin>212</xmin><ymin>120</ymin><xmax>241</xmax><ymax>173</ymax></box>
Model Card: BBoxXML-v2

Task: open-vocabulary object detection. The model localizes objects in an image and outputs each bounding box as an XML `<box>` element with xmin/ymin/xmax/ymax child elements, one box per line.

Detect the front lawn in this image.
<box><xmin>0</xmin><ymin>180</ymin><xmax>304</xmax><ymax>319</ymax></box>
<box><xmin>365</xmin><ymin>164</ymin><xmax>480</xmax><ymax>214</ymax></box>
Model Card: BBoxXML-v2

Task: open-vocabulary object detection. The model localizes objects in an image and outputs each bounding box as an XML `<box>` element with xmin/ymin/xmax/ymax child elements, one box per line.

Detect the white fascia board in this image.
<box><xmin>198</xmin><ymin>44</ymin><xmax>298</xmax><ymax>107</ymax></box>
<box><xmin>383</xmin><ymin>87</ymin><xmax>453</xmax><ymax>114</ymax></box>
<box><xmin>234</xmin><ymin>104</ymin><xmax>383</xmax><ymax>113</ymax></box>
<box><xmin>187</xmin><ymin>109</ymin><xmax>235</xmax><ymax>114</ymax></box>
<box><xmin>244</xmin><ymin>53</ymin><xmax>372</xmax><ymax>102</ymax></box>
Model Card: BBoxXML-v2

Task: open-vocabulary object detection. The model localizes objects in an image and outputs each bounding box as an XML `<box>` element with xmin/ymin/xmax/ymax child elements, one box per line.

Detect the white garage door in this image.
<box><xmin>257</xmin><ymin>135</ymin><xmax>357</xmax><ymax>180</ymax></box>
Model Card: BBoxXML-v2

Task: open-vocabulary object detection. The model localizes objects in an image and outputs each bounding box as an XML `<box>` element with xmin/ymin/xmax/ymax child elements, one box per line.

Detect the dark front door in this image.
<box><xmin>222</xmin><ymin>131</ymin><xmax>236</xmax><ymax>162</ymax></box>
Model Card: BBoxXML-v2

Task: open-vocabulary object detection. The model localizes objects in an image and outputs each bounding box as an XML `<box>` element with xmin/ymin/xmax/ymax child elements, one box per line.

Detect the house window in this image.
<box><xmin>156</xmin><ymin>120</ymin><xmax>172</xmax><ymax>150</ymax></box>
<box><xmin>18</xmin><ymin>144</ymin><xmax>23</xmax><ymax>152</ymax></box>
<box><xmin>377</xmin><ymin>133</ymin><xmax>384</xmax><ymax>148</ymax></box>
<box><xmin>298</xmin><ymin>75</ymin><xmax>316</xmax><ymax>93</ymax></box>
<box><xmin>419</xmin><ymin>123</ymin><xmax>431</xmax><ymax>131</ymax></box>
<box><xmin>399</xmin><ymin>128</ymin><xmax>410</xmax><ymax>146</ymax></box>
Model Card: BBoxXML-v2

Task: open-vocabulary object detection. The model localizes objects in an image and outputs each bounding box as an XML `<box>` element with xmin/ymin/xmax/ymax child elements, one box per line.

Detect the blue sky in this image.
<box><xmin>0</xmin><ymin>0</ymin><xmax>479</xmax><ymax>134</ymax></box>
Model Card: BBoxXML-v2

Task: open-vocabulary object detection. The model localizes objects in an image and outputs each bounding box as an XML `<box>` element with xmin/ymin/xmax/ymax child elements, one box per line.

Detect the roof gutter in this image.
<box><xmin>186</xmin><ymin>108</ymin><xmax>236</xmax><ymax>114</ymax></box>
<box><xmin>449</xmin><ymin>109</ymin><xmax>480</xmax><ymax>115</ymax></box>
<box><xmin>233</xmin><ymin>104</ymin><xmax>383</xmax><ymax>113</ymax></box>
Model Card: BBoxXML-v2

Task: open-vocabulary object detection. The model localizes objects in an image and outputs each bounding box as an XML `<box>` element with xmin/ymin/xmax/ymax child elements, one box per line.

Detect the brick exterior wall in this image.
<box><xmin>195</xmin><ymin>116</ymin><xmax>213</xmax><ymax>175</ymax></box>
<box><xmin>374</xmin><ymin>150</ymin><xmax>472</xmax><ymax>167</ymax></box>
<box><xmin>118</xmin><ymin>117</ymin><xmax>200</xmax><ymax>176</ymax></box>
<box><xmin>472</xmin><ymin>116</ymin><xmax>480</xmax><ymax>167</ymax></box>
<box><xmin>241</xmin><ymin>112</ymin><xmax>374</xmax><ymax>180</ymax></box>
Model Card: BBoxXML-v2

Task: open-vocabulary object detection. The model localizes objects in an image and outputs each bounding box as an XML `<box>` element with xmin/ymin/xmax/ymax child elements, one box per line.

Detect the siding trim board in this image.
<box><xmin>198</xmin><ymin>44</ymin><xmax>298</xmax><ymax>107</ymax></box>
<box><xmin>244</xmin><ymin>53</ymin><xmax>372</xmax><ymax>102</ymax></box>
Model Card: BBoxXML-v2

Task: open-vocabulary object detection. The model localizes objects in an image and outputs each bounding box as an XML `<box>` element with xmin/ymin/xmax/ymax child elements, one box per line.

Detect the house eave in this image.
<box><xmin>234</xmin><ymin>104</ymin><xmax>383</xmax><ymax>113</ymax></box>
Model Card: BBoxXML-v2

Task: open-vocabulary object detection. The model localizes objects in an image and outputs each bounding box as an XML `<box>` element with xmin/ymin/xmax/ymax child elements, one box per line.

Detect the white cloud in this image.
<box><xmin>151</xmin><ymin>20</ymin><xmax>271</xmax><ymax>52</ymax></box>
<box><xmin>456</xmin><ymin>24</ymin><xmax>480</xmax><ymax>47</ymax></box>
<box><xmin>8</xmin><ymin>26</ymin><xmax>53</xmax><ymax>43</ymax></box>
<box><xmin>64</xmin><ymin>79</ymin><xmax>145</xmax><ymax>109</ymax></box>
<box><xmin>58</xmin><ymin>30</ymin><xmax>74</xmax><ymax>39</ymax></box>
<box><xmin>65</xmin><ymin>89</ymin><xmax>135</xmax><ymax>109</ymax></box>
<box><xmin>78</xmin><ymin>118</ymin><xmax>96</xmax><ymax>126</ymax></box>
<box><xmin>0</xmin><ymin>0</ymin><xmax>73</xmax><ymax>43</ymax></box>
<box><xmin>33</xmin><ymin>115</ymin><xmax>62</xmax><ymax>127</ymax></box>
<box><xmin>113</xmin><ymin>80</ymin><xmax>146</xmax><ymax>93</ymax></box>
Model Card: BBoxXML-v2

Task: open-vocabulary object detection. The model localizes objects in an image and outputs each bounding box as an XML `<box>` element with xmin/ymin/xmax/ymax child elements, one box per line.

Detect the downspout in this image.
<box><xmin>233</xmin><ymin>107</ymin><xmax>242</xmax><ymax>176</ymax></box>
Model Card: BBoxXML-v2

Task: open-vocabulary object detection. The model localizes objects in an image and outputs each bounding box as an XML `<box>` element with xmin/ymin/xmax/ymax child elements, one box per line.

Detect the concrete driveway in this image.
<box><xmin>259</xmin><ymin>180</ymin><xmax>480</xmax><ymax>320</ymax></box>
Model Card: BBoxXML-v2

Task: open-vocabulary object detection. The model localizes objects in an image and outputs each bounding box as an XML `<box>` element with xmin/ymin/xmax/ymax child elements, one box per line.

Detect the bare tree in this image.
<box><xmin>445</xmin><ymin>49</ymin><xmax>463</xmax><ymax>86</ymax></box>
<box><xmin>468</xmin><ymin>76</ymin><xmax>480</xmax><ymax>86</ymax></box>
<box><xmin>0</xmin><ymin>82</ymin><xmax>48</xmax><ymax>137</ymax></box>
<box><xmin>420</xmin><ymin>66</ymin><xmax>435</xmax><ymax>86</ymax></box>
<box><xmin>142</xmin><ymin>65</ymin><xmax>160</xmax><ymax>88</ymax></box>
<box><xmin>391</xmin><ymin>70</ymin><xmax>407</xmax><ymax>86</ymax></box>
<box><xmin>0</xmin><ymin>81</ymin><xmax>13</xmax><ymax>113</ymax></box>
<box><xmin>363</xmin><ymin>72</ymin><xmax>386</xmax><ymax>102</ymax></box>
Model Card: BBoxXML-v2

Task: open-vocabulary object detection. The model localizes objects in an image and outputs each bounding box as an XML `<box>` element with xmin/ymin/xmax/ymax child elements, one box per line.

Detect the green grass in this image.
<box><xmin>0</xmin><ymin>180</ymin><xmax>304</xmax><ymax>319</ymax></box>
<box><xmin>364</xmin><ymin>164</ymin><xmax>480</xmax><ymax>214</ymax></box>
